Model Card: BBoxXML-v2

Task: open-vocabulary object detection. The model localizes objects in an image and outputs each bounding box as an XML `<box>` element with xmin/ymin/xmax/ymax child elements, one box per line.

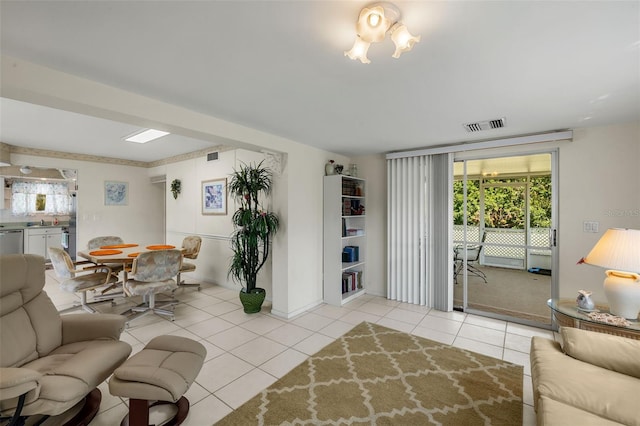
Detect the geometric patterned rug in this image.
<box><xmin>216</xmin><ymin>322</ymin><xmax>523</xmax><ymax>425</ymax></box>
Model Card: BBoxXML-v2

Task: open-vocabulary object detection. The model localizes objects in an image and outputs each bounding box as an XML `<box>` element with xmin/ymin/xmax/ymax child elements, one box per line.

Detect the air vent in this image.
<box><xmin>207</xmin><ymin>152</ymin><xmax>219</xmax><ymax>161</ymax></box>
<box><xmin>463</xmin><ymin>117</ymin><xmax>506</xmax><ymax>133</ymax></box>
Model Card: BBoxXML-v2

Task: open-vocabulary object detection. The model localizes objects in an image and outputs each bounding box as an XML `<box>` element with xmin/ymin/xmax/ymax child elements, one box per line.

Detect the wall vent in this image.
<box><xmin>207</xmin><ymin>152</ymin><xmax>219</xmax><ymax>161</ymax></box>
<box><xmin>463</xmin><ymin>117</ymin><xmax>506</xmax><ymax>133</ymax></box>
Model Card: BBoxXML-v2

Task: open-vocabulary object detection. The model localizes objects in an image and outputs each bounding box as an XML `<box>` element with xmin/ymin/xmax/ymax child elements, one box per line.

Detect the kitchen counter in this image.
<box><xmin>0</xmin><ymin>222</ymin><xmax>70</xmax><ymax>230</ymax></box>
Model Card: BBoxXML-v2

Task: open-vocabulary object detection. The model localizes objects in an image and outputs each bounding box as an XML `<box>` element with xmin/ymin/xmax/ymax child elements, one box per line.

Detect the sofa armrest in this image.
<box><xmin>61</xmin><ymin>313</ymin><xmax>126</xmax><ymax>344</ymax></box>
<box><xmin>561</xmin><ymin>327</ymin><xmax>640</xmax><ymax>379</ymax></box>
<box><xmin>0</xmin><ymin>367</ymin><xmax>41</xmax><ymax>401</ymax></box>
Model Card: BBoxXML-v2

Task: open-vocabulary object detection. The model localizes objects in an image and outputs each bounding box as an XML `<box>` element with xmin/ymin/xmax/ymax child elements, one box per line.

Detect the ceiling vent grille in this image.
<box><xmin>207</xmin><ymin>152</ymin><xmax>219</xmax><ymax>161</ymax></box>
<box><xmin>463</xmin><ymin>117</ymin><xmax>506</xmax><ymax>133</ymax></box>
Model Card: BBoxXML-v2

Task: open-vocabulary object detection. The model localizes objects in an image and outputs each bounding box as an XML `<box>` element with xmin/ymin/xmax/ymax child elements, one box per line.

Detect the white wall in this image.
<box><xmin>557</xmin><ymin>122</ymin><xmax>640</xmax><ymax>302</ymax></box>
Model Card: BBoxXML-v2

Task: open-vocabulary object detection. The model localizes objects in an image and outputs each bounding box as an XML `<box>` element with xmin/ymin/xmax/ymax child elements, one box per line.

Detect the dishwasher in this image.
<box><xmin>0</xmin><ymin>229</ymin><xmax>24</xmax><ymax>254</ymax></box>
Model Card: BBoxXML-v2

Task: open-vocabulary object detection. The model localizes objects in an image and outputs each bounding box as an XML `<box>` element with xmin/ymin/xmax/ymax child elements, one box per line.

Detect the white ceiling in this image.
<box><xmin>1</xmin><ymin>1</ymin><xmax>638</xmax><ymax>161</ymax></box>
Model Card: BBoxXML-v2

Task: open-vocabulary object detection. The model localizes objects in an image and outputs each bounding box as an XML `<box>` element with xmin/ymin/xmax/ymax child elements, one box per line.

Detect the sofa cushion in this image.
<box><xmin>531</xmin><ymin>336</ymin><xmax>640</xmax><ymax>426</ymax></box>
<box><xmin>561</xmin><ymin>327</ymin><xmax>640</xmax><ymax>379</ymax></box>
<box><xmin>537</xmin><ymin>396</ymin><xmax>624</xmax><ymax>426</ymax></box>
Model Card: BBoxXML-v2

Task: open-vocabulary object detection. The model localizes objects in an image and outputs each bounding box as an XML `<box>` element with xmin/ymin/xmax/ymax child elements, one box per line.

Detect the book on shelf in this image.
<box><xmin>341</xmin><ymin>180</ymin><xmax>357</xmax><ymax>196</ymax></box>
<box><xmin>341</xmin><ymin>270</ymin><xmax>362</xmax><ymax>294</ymax></box>
<box><xmin>343</xmin><ymin>199</ymin><xmax>351</xmax><ymax>216</ymax></box>
<box><xmin>342</xmin><ymin>245</ymin><xmax>359</xmax><ymax>262</ymax></box>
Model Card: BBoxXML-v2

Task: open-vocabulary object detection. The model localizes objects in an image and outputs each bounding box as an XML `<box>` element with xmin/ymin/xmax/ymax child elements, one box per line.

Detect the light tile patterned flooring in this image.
<box><xmin>45</xmin><ymin>270</ymin><xmax>555</xmax><ymax>425</ymax></box>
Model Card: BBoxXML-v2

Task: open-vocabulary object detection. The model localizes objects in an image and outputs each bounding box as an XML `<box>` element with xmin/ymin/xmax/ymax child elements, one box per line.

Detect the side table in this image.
<box><xmin>548</xmin><ymin>299</ymin><xmax>640</xmax><ymax>340</ymax></box>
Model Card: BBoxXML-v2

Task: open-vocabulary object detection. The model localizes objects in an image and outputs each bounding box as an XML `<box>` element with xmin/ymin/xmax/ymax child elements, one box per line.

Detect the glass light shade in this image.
<box><xmin>356</xmin><ymin>5</ymin><xmax>390</xmax><ymax>43</ymax></box>
<box><xmin>344</xmin><ymin>37</ymin><xmax>371</xmax><ymax>64</ymax></box>
<box><xmin>391</xmin><ymin>24</ymin><xmax>421</xmax><ymax>58</ymax></box>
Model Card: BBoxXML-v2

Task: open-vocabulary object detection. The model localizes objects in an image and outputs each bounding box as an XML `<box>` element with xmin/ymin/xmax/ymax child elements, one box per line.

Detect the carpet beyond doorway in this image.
<box><xmin>454</xmin><ymin>265</ymin><xmax>552</xmax><ymax>325</ymax></box>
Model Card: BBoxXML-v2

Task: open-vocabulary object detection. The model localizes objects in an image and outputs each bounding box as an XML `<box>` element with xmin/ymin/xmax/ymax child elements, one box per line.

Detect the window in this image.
<box><xmin>11</xmin><ymin>181</ymin><xmax>71</xmax><ymax>216</ymax></box>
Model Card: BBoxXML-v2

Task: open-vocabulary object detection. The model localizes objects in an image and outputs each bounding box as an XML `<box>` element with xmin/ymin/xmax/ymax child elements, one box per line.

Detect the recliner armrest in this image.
<box><xmin>61</xmin><ymin>313</ymin><xmax>126</xmax><ymax>344</ymax></box>
<box><xmin>0</xmin><ymin>367</ymin><xmax>41</xmax><ymax>401</ymax></box>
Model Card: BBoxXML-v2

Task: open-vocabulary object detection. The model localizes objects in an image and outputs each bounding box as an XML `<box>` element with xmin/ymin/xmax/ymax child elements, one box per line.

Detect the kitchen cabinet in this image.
<box><xmin>24</xmin><ymin>227</ymin><xmax>63</xmax><ymax>260</ymax></box>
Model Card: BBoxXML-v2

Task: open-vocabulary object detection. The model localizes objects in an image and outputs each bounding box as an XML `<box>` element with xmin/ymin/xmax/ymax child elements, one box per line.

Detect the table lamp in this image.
<box><xmin>580</xmin><ymin>228</ymin><xmax>640</xmax><ymax>319</ymax></box>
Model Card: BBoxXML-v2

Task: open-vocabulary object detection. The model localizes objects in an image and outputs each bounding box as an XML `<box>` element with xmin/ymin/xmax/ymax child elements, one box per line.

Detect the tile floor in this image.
<box><xmin>45</xmin><ymin>270</ymin><xmax>556</xmax><ymax>425</ymax></box>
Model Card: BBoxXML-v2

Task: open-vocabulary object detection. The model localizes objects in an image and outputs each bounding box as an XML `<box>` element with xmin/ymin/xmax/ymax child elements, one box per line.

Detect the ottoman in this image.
<box><xmin>109</xmin><ymin>335</ymin><xmax>206</xmax><ymax>426</ymax></box>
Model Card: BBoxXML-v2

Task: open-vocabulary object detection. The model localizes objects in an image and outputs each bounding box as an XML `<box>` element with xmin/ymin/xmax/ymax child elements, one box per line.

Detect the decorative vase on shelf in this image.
<box><xmin>325</xmin><ymin>161</ymin><xmax>335</xmax><ymax>176</ymax></box>
<box><xmin>334</xmin><ymin>164</ymin><xmax>344</xmax><ymax>174</ymax></box>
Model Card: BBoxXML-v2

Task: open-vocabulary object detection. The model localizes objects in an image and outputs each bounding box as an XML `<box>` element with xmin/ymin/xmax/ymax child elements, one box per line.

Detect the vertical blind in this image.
<box><xmin>387</xmin><ymin>156</ymin><xmax>428</xmax><ymax>304</ymax></box>
<box><xmin>387</xmin><ymin>153</ymin><xmax>452</xmax><ymax>310</ymax></box>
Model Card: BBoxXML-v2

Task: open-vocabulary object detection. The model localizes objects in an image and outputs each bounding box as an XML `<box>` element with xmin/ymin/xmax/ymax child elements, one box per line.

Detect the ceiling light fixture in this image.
<box><xmin>20</xmin><ymin>166</ymin><xmax>32</xmax><ymax>175</ymax></box>
<box><xmin>345</xmin><ymin>2</ymin><xmax>420</xmax><ymax>64</ymax></box>
<box><xmin>124</xmin><ymin>129</ymin><xmax>170</xmax><ymax>144</ymax></box>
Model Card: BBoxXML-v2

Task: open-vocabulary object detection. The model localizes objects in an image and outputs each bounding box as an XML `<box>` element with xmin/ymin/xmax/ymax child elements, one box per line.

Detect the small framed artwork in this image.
<box><xmin>104</xmin><ymin>181</ymin><xmax>128</xmax><ymax>206</ymax></box>
<box><xmin>202</xmin><ymin>178</ymin><xmax>227</xmax><ymax>215</ymax></box>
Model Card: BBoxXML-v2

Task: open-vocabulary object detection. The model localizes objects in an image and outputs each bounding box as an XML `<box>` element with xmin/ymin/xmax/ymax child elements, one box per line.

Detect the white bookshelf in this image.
<box><xmin>323</xmin><ymin>175</ymin><xmax>366</xmax><ymax>306</ymax></box>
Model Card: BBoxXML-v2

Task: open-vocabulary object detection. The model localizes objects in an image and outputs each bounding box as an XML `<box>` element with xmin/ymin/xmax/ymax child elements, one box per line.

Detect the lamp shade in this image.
<box><xmin>344</xmin><ymin>37</ymin><xmax>372</xmax><ymax>64</ymax></box>
<box><xmin>356</xmin><ymin>5</ymin><xmax>391</xmax><ymax>43</ymax></box>
<box><xmin>582</xmin><ymin>228</ymin><xmax>640</xmax><ymax>273</ymax></box>
<box><xmin>390</xmin><ymin>24</ymin><xmax>421</xmax><ymax>58</ymax></box>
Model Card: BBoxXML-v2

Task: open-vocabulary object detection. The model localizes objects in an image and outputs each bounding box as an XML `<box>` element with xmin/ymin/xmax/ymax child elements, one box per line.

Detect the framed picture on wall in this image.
<box><xmin>202</xmin><ymin>178</ymin><xmax>227</xmax><ymax>215</ymax></box>
<box><xmin>104</xmin><ymin>181</ymin><xmax>128</xmax><ymax>206</ymax></box>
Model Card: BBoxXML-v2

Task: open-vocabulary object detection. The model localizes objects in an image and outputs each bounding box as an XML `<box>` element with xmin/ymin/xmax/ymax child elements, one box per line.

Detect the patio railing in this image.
<box><xmin>453</xmin><ymin>225</ymin><xmax>551</xmax><ymax>270</ymax></box>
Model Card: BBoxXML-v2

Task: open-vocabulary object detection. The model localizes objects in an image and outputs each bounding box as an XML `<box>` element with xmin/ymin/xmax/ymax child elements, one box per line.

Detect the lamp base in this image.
<box><xmin>603</xmin><ymin>270</ymin><xmax>640</xmax><ymax>320</ymax></box>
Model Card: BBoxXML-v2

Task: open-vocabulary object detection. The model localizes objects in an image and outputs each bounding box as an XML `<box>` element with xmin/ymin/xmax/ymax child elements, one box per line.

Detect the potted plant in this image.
<box><xmin>170</xmin><ymin>179</ymin><xmax>181</xmax><ymax>199</ymax></box>
<box><xmin>228</xmin><ymin>161</ymin><xmax>279</xmax><ymax>313</ymax></box>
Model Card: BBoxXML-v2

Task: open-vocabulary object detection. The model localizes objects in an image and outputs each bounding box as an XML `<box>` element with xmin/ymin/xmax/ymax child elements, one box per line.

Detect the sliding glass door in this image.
<box><xmin>453</xmin><ymin>152</ymin><xmax>557</xmax><ymax>327</ymax></box>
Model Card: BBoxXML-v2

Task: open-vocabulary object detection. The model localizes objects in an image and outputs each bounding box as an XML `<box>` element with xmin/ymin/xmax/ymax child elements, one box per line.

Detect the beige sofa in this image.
<box><xmin>530</xmin><ymin>327</ymin><xmax>640</xmax><ymax>425</ymax></box>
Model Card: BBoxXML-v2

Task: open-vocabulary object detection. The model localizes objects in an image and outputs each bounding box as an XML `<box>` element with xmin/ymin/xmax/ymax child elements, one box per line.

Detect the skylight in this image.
<box><xmin>124</xmin><ymin>129</ymin><xmax>170</xmax><ymax>143</ymax></box>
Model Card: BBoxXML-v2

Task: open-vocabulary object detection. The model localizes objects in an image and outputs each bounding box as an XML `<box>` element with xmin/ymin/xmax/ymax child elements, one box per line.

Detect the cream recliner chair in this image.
<box><xmin>0</xmin><ymin>254</ymin><xmax>132</xmax><ymax>425</ymax></box>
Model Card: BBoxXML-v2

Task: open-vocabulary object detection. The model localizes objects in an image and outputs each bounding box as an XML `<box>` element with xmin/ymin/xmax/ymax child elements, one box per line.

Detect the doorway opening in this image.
<box><xmin>453</xmin><ymin>153</ymin><xmax>556</xmax><ymax>327</ymax></box>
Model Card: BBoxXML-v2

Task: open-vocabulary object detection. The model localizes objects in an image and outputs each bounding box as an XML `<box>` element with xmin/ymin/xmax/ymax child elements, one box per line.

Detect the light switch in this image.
<box><xmin>583</xmin><ymin>221</ymin><xmax>599</xmax><ymax>233</ymax></box>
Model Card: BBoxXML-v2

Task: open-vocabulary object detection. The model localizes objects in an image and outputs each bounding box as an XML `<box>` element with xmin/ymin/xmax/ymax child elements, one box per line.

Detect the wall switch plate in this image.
<box><xmin>583</xmin><ymin>221</ymin><xmax>599</xmax><ymax>233</ymax></box>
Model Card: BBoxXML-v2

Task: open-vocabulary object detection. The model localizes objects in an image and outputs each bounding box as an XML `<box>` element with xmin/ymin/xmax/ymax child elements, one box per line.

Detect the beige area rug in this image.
<box><xmin>216</xmin><ymin>322</ymin><xmax>523</xmax><ymax>425</ymax></box>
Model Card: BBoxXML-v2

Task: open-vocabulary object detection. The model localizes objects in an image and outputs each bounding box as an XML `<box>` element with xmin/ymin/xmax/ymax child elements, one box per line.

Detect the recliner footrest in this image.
<box><xmin>108</xmin><ymin>336</ymin><xmax>206</xmax><ymax>426</ymax></box>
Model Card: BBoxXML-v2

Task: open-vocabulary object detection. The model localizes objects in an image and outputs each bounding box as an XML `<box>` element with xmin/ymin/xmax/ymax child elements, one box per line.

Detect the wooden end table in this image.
<box><xmin>548</xmin><ymin>299</ymin><xmax>640</xmax><ymax>340</ymax></box>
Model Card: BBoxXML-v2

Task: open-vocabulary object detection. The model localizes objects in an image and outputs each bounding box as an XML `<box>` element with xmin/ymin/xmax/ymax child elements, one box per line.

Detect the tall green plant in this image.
<box><xmin>228</xmin><ymin>161</ymin><xmax>279</xmax><ymax>293</ymax></box>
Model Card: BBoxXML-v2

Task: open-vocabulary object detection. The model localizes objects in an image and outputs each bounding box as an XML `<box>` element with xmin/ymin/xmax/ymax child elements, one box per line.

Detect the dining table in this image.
<box><xmin>77</xmin><ymin>243</ymin><xmax>182</xmax><ymax>284</ymax></box>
